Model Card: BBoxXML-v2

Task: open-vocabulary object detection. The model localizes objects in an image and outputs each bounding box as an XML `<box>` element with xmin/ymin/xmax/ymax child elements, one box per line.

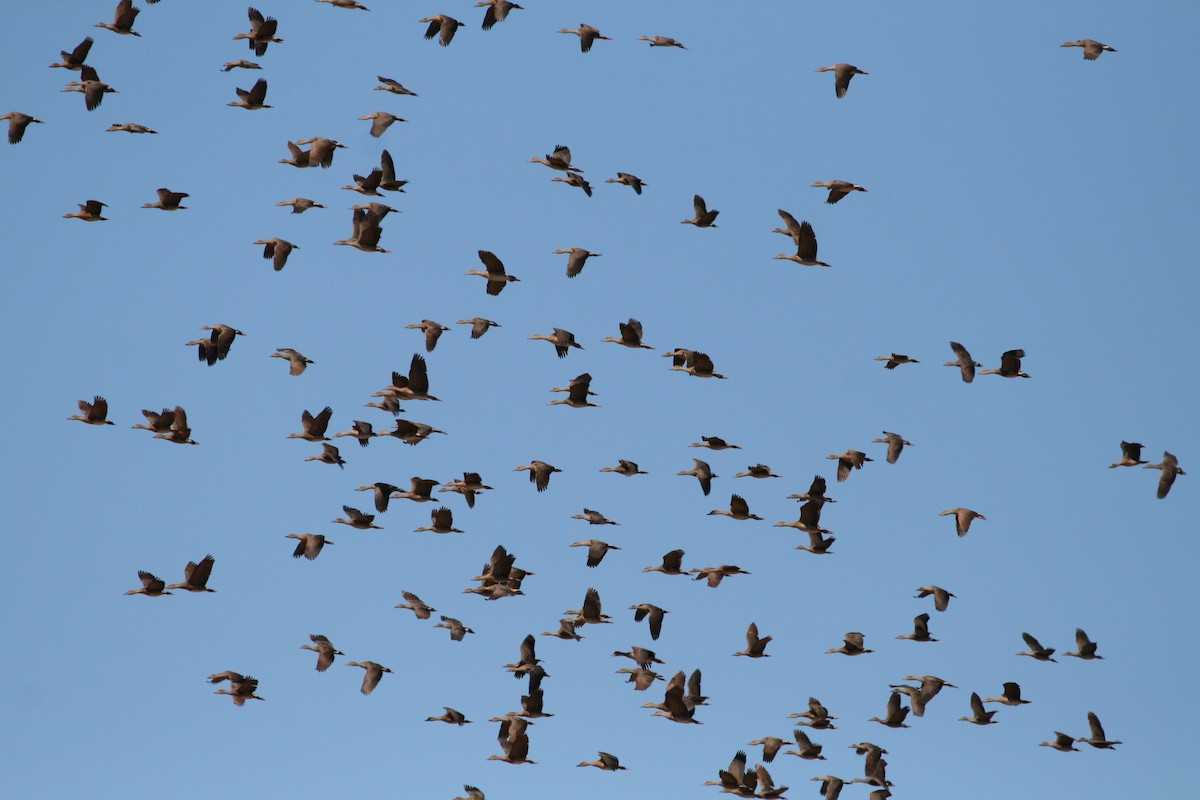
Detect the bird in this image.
<box><xmin>827</xmin><ymin>632</ymin><xmax>872</xmax><ymax>656</ymax></box>
<box><xmin>106</xmin><ymin>122</ymin><xmax>157</xmax><ymax>134</ymax></box>
<box><xmin>983</xmin><ymin>682</ymin><xmax>1030</xmax><ymax>706</ymax></box>
<box><xmin>299</xmin><ymin>137</ymin><xmax>346</xmax><ymax>169</ymax></box>
<box><xmin>940</xmin><ymin>507</ymin><xmax>985</xmax><ymax>537</ymax></box>
<box><xmin>896</xmin><ymin>613</ymin><xmax>937</xmax><ymax>642</ymax></box>
<box><xmin>629</xmin><ymin>604</ymin><xmax>668</xmax><ymax>640</ymax></box>
<box><xmin>414</xmin><ymin>507</ymin><xmax>463</xmax><ymax>534</ymax></box>
<box><xmin>1039</xmin><ymin>732</ymin><xmax>1080</xmax><ymax>752</ymax></box>
<box><xmin>645</xmin><ymin>672</ymin><xmax>702</xmax><ymax>724</ymax></box>
<box><xmin>959</xmin><ymin>693</ymin><xmax>999</xmax><ymax>725</ymax></box>
<box><xmin>733</xmin><ymin>622</ymin><xmax>772</xmax><ymax>658</ymax></box>
<box><xmin>422</xmin><ymin>15</ymin><xmax>464</xmax><ymax>46</ymax></box>
<box><xmin>285</xmin><ymin>533</ymin><xmax>332</xmax><ymax>560</ymax></box>
<box><xmin>774</xmin><ymin>499</ymin><xmax>828</xmax><ymax>535</ymax></box>
<box><xmin>612</xmin><ymin>646</ymin><xmax>664</xmax><ymax>669</ymax></box>
<box><xmin>212</xmin><ymin>674</ymin><xmax>264</xmax><ymax>706</ymax></box>
<box><xmin>542</xmin><ymin>619</ymin><xmax>584</xmax><ymax>641</ymax></box>
<box><xmin>796</xmin><ymin>529</ymin><xmax>837</xmax><ymax>555</ymax></box>
<box><xmin>49</xmin><ymin>37</ymin><xmax>93</xmax><ymax>70</ymax></box>
<box><xmin>456</xmin><ymin>318</ymin><xmax>501</xmax><ymax>339</ymax></box>
<box><xmin>2</xmin><ymin>112</ymin><xmax>45</xmax><ymax>144</ymax></box>
<box><xmin>558</xmin><ymin>24</ymin><xmax>611</xmax><ymax>53</ymax></box>
<box><xmin>426</xmin><ymin>707</ymin><xmax>471</xmax><ymax>725</ymax></box>
<box><xmin>690</xmin><ymin>564</ymin><xmax>751</xmax><ymax>588</ymax></box>
<box><xmin>816</xmin><ymin>63</ymin><xmax>869</xmax><ymax>97</ymax></box>
<box><xmin>812</xmin><ymin>776</ymin><xmax>847</xmax><ymax>800</ymax></box>
<box><xmin>476</xmin><ymin>0</ymin><xmax>522</xmax><ymax>30</ymax></box>
<box><xmin>221</xmin><ymin>60</ymin><xmax>261</xmax><ymax>72</ymax></box>
<box><xmin>914</xmin><ymin>585</ymin><xmax>956</xmax><ymax>612</ymax></box>
<box><xmin>141</xmin><ymin>188</ymin><xmax>188</xmax><ymax>211</ymax></box>
<box><xmin>572</xmin><ymin>508</ymin><xmax>619</xmax><ymax>526</ymax></box>
<box><xmin>774</xmin><ymin>219</ymin><xmax>830</xmax><ymax>267</ymax></box>
<box><xmin>530</xmin><ymin>328</ymin><xmax>583</xmax><ymax>358</ymax></box>
<box><xmin>394</xmin><ymin>590</ymin><xmax>436</xmax><ymax>619</ymax></box>
<box><xmin>453</xmin><ymin>787</ymin><xmax>485</xmax><ymax>800</ymax></box>
<box><xmin>944</xmin><ymin>341</ymin><xmax>982</xmax><ymax>382</ymax></box>
<box><xmin>577</xmin><ymin>752</ymin><xmax>626</xmax><ymax>771</ymax></box>
<box><xmin>735</xmin><ymin>464</ymin><xmax>781</xmax><ymax>479</ymax></box>
<box><xmin>1062</xmin><ymin>39</ymin><xmax>1117</xmax><ymax>60</ymax></box>
<box><xmin>1016</xmin><ymin>632</ymin><xmax>1058</xmax><ymax>662</ymax></box>
<box><xmin>514</xmin><ymin>461</ymin><xmax>560</xmax><ymax>492</ymax></box>
<box><xmin>359</xmin><ymin>112</ymin><xmax>404</xmax><ymax>138</ymax></box>
<box><xmin>643</xmin><ymin>549</ymin><xmax>686</xmax><ymax>576</ymax></box>
<box><xmin>69</xmin><ymin>396</ymin><xmax>115</xmax><ymax>425</ymax></box>
<box><xmin>690</xmin><ymin>435</ymin><xmax>740</xmax><ymax>450</ymax></box>
<box><xmin>374</xmin><ymin>76</ymin><xmax>417</xmax><ymax>96</ymax></box>
<box><xmin>872</xmin><ymin>432</ymin><xmax>913</xmax><ymax>464</ymax></box>
<box><xmin>677</xmin><ymin>459</ymin><xmax>716</xmax><ymax>495</ymax></box>
<box><xmin>488</xmin><ymin>719</ymin><xmax>535</xmax><ymax>764</ymax></box>
<box><xmin>553</xmin><ymin>248</ymin><xmax>602</xmax><ymax>279</ymax></box>
<box><xmin>827</xmin><ymin>450</ymin><xmax>872</xmax><ymax>482</ymax></box>
<box><xmin>334</xmin><ymin>207</ymin><xmax>390</xmax><ymax>252</ymax></box>
<box><xmin>874</xmin><ymin>353</ymin><xmax>918</xmax><ymax>369</ymax></box>
<box><xmin>681</xmin><ymin>194</ymin><xmax>718</xmax><ymax>227</ymax></box>
<box><xmin>406</xmin><ymin>320</ymin><xmax>450</xmax><ymax>353</ymax></box>
<box><xmin>234</xmin><ymin>8</ymin><xmax>283</xmax><ymax>56</ymax></box>
<box><xmin>467</xmin><ymin>250</ymin><xmax>520</xmax><ymax>295</ymax></box>
<box><xmin>784</xmin><ymin>729</ymin><xmax>826</xmax><ymax>760</ymax></box>
<box><xmin>131</xmin><ymin>408</ymin><xmax>176</xmax><ymax>435</ymax></box>
<box><xmin>617</xmin><ymin>667</ymin><xmax>661</xmax><ymax>690</ymax></box>
<box><xmin>439</xmin><ymin>472</ymin><xmax>493</xmax><ymax>509</ymax></box>
<box><xmin>343</xmin><ymin>168</ymin><xmax>384</xmax><ymax>196</ymax></box>
<box><xmin>981</xmin><ymin>349</ymin><xmax>1030</xmax><ymax>378</ymax></box>
<box><xmin>571</xmin><ymin>540</ymin><xmax>620</xmax><ymax>568</ymax></box>
<box><xmin>305</xmin><ymin>442</ymin><xmax>345</xmax><ymax>469</ymax></box>
<box><xmin>788</xmin><ymin>475</ymin><xmax>837</xmax><ymax>505</ymax></box>
<box><xmin>254</xmin><ymin>238</ymin><xmax>297</xmax><ymax>271</ymax></box>
<box><xmin>227</xmin><ymin>78</ymin><xmax>270</xmax><ymax>110</ymax></box>
<box><xmin>62</xmin><ymin>66</ymin><xmax>118</xmax><ymax>111</ymax></box>
<box><xmin>812</xmin><ymin>180</ymin><xmax>868</xmax><ymax>204</ymax></box>
<box><xmin>606</xmin><ymin>172</ymin><xmax>647</xmax><ymax>194</ymax></box>
<box><xmin>373</xmin><ymin>357</ymin><xmax>437</xmax><ymax>403</ymax></box>
<box><xmin>434</xmin><ymin>615</ymin><xmax>474</xmax><ymax>641</ymax></box>
<box><xmin>271</xmin><ymin>348</ymin><xmax>313</xmax><ymax>375</ymax></box>
<box><xmin>332</xmin><ymin>505</ymin><xmax>381</xmax><ymax>530</ymax></box>
<box><xmin>96</xmin><ymin>0</ymin><xmax>140</xmax><ymax>36</ymax></box>
<box><xmin>300</xmin><ymin>635</ymin><xmax>343</xmax><ymax>672</ymax></box>
<box><xmin>548</xmin><ymin>373</ymin><xmax>600</xmax><ymax>409</ymax></box>
<box><xmin>869</xmin><ymin>693</ymin><xmax>910</xmax><ymax>728</ymax></box>
<box><xmin>1146</xmin><ymin>451</ymin><xmax>1185</xmax><ymax>498</ymax></box>
<box><xmin>791</xmin><ymin>696</ymin><xmax>837</xmax><ymax>727</ymax></box>
<box><xmin>665</xmin><ymin>349</ymin><xmax>727</xmax><ymax>378</ymax></box>
<box><xmin>749</xmin><ymin>737</ymin><xmax>789</xmax><ymax>766</ymax></box>
<box><xmin>1064</xmin><ymin>628</ymin><xmax>1103</xmax><ymax>660</ymax></box>
<box><xmin>1077</xmin><ymin>711</ymin><xmax>1121</xmax><ymax>749</ymax></box>
<box><xmin>564</xmin><ymin>587</ymin><xmax>611</xmax><ymax>625</ymax></box>
<box><xmin>708</xmin><ymin>494</ymin><xmax>763</xmax><ymax>521</ymax></box>
<box><xmin>551</xmin><ymin>172</ymin><xmax>593</xmax><ymax>196</ymax></box>
<box><xmin>333</xmin><ymin>422</ymin><xmax>374</xmax><ymax>448</ymax></box>
<box><xmin>288</xmin><ymin>407</ymin><xmax>334</xmax><ymax>441</ymax></box>
<box><xmin>347</xmin><ymin>661</ymin><xmax>392</xmax><ymax>695</ymax></box>
<box><xmin>528</xmin><ymin>145</ymin><xmax>582</xmax><ymax>172</ymax></box>
<box><xmin>152</xmin><ymin>405</ymin><xmax>198</xmax><ymax>445</ymax></box>
<box><xmin>379</xmin><ymin>419</ymin><xmax>445</xmax><ymax>446</ymax></box>
<box><xmin>389</xmin><ymin>478</ymin><xmax>439</xmax><ymax>503</ymax></box>
<box><xmin>601</xmin><ymin>459</ymin><xmax>648</xmax><ymax>476</ymax></box>
<box><xmin>891</xmin><ymin>676</ymin><xmax>957</xmax><ymax>717</ymax></box>
<box><xmin>195</xmin><ymin>324</ymin><xmax>245</xmax><ymax>364</ymax></box>
<box><xmin>317</xmin><ymin>0</ymin><xmax>369</xmax><ymax>10</ymax></box>
<box><xmin>1108</xmin><ymin>441</ymin><xmax>1146</xmax><ymax>468</ymax></box>
<box><xmin>638</xmin><ymin>35</ymin><xmax>687</xmax><ymax>49</ymax></box>
<box><xmin>125</xmin><ymin>571</ymin><xmax>171</xmax><ymax>597</ymax></box>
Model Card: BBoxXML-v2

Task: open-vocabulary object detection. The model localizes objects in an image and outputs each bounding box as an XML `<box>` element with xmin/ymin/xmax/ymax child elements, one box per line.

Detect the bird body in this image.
<box><xmin>1062</xmin><ymin>39</ymin><xmax>1116</xmax><ymax>60</ymax></box>
<box><xmin>817</xmin><ymin>63</ymin><xmax>868</xmax><ymax>97</ymax></box>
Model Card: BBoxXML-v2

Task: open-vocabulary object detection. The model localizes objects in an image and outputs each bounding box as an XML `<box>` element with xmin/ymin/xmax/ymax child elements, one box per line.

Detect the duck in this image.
<box><xmin>305</xmin><ymin>443</ymin><xmax>345</xmax><ymax>469</ymax></box>
<box><xmin>558</xmin><ymin>24</ymin><xmax>611</xmax><ymax>53</ymax></box>
<box><xmin>467</xmin><ymin>250</ymin><xmax>520</xmax><ymax>295</ymax></box>
<box><xmin>681</xmin><ymin>194</ymin><xmax>718</xmax><ymax>227</ymax></box>
<box><xmin>548</xmin><ymin>373</ymin><xmax>599</xmax><ymax>408</ymax></box>
<box><xmin>643</xmin><ymin>549</ymin><xmax>686</xmax><ymax>576</ymax></box>
<box><xmin>49</xmin><ymin>37</ymin><xmax>93</xmax><ymax>70</ymax></box>
<box><xmin>334</xmin><ymin>208</ymin><xmax>390</xmax><ymax>253</ymax></box>
<box><xmin>528</xmin><ymin>144</ymin><xmax>582</xmax><ymax>172</ymax></box>
<box><xmin>827</xmin><ymin>632</ymin><xmax>872</xmax><ymax>656</ymax></box>
<box><xmin>665</xmin><ymin>348</ymin><xmax>727</xmax><ymax>378</ymax></box>
<box><xmin>571</xmin><ymin>539</ymin><xmax>620</xmax><ymax>568</ymax></box>
<box><xmin>689</xmin><ymin>435</ymin><xmax>740</xmax><ymax>450</ymax></box>
<box><xmin>788</xmin><ymin>475</ymin><xmax>837</xmax><ymax>504</ymax></box>
<box><xmin>868</xmin><ymin>693</ymin><xmax>909</xmax><ymax>728</ymax></box>
<box><xmin>1146</xmin><ymin>451</ymin><xmax>1185</xmax><ymax>498</ymax></box>
<box><xmin>530</xmin><ymin>328</ymin><xmax>583</xmax><ymax>358</ymax></box>
<box><xmin>332</xmin><ymin>505</ymin><xmax>381</xmax><ymax>530</ymax></box>
<box><xmin>896</xmin><ymin>613</ymin><xmax>937</xmax><ymax>643</ymax></box>
<box><xmin>1108</xmin><ymin>441</ymin><xmax>1146</xmax><ymax>468</ymax></box>
<box><xmin>285</xmin><ymin>533</ymin><xmax>333</xmax><ymax>560</ymax></box>
<box><xmin>405</xmin><ymin>320</ymin><xmax>450</xmax><ymax>353</ymax></box>
<box><xmin>414</xmin><ymin>507</ymin><xmax>463</xmax><ymax>534</ymax></box>
<box><xmin>152</xmin><ymin>405</ymin><xmax>198</xmax><ymax>445</ymax></box>
<box><xmin>347</xmin><ymin>661</ymin><xmax>392</xmax><ymax>695</ymax></box>
<box><xmin>131</xmin><ymin>408</ymin><xmax>175</xmax><ymax>435</ymax></box>
<box><xmin>514</xmin><ymin>461</ymin><xmax>560</xmax><ymax>492</ymax></box>
<box><xmin>62</xmin><ymin>66</ymin><xmax>118</xmax><ymax>111</ymax></box>
<box><xmin>827</xmin><ymin>450</ymin><xmax>872</xmax><ymax>482</ymax></box>
<box><xmin>983</xmin><ymin>682</ymin><xmax>1030</xmax><ymax>706</ymax></box>
<box><xmin>914</xmin><ymin>585</ymin><xmax>956</xmax><ymax>612</ymax></box>
<box><xmin>552</xmin><ymin>248</ymin><xmax>602</xmax><ymax>278</ymax></box>
<box><xmin>221</xmin><ymin>60</ymin><xmax>261</xmax><ymax>72</ymax></box>
<box><xmin>735</xmin><ymin>464</ymin><xmax>780</xmax><ymax>479</ymax></box>
<box><xmin>426</xmin><ymin>707</ymin><xmax>471</xmax><ymax>725</ymax></box>
<box><xmin>213</xmin><ymin>675</ymin><xmax>264</xmax><ymax>706</ymax></box>
<box><xmin>456</xmin><ymin>318</ymin><xmax>501</xmax><ymax>339</ymax></box>
<box><xmin>812</xmin><ymin>180</ymin><xmax>868</xmax><ymax>204</ymax></box>
<box><xmin>796</xmin><ymin>529</ymin><xmax>836</xmax><ymax>555</ymax></box>
<box><xmin>874</xmin><ymin>353</ymin><xmax>918</xmax><ymax>369</ymax></box>
<box><xmin>774</xmin><ymin>219</ymin><xmax>830</xmax><ymax>266</ymax></box>
<box><xmin>981</xmin><ymin>349</ymin><xmax>1030</xmax><ymax>378</ymax></box>
<box><xmin>816</xmin><ymin>63</ymin><xmax>868</xmax><ymax>97</ymax></box>
<box><xmin>629</xmin><ymin>604</ymin><xmax>667</xmax><ymax>640</ymax></box>
<box><xmin>298</xmin><ymin>137</ymin><xmax>346</xmax><ymax>169</ymax></box>
<box><xmin>317</xmin><ymin>0</ymin><xmax>370</xmax><ymax>10</ymax></box>
<box><xmin>1064</xmin><ymin>628</ymin><xmax>1103</xmax><ymax>660</ymax></box>
<box><xmin>288</xmin><ymin>407</ymin><xmax>333</xmax><ymax>441</ymax></box>
<box><xmin>690</xmin><ymin>564</ymin><xmax>750</xmax><ymax>588</ymax></box>
<box><xmin>940</xmin><ymin>507</ymin><xmax>985</xmax><ymax>537</ymax></box>
<box><xmin>69</xmin><ymin>396</ymin><xmax>114</xmax><ymax>425</ymax></box>
<box><xmin>2</xmin><ymin>112</ymin><xmax>45</xmax><ymax>144</ymax></box>
<box><xmin>96</xmin><ymin>0</ymin><xmax>140</xmax><ymax>36</ymax></box>
<box><xmin>359</xmin><ymin>111</ymin><xmax>404</xmax><ymax>138</ymax></box>
<box><xmin>612</xmin><ymin>646</ymin><xmax>664</xmax><ymax>669</ymax></box>
<box><xmin>234</xmin><ymin>8</ymin><xmax>282</xmax><ymax>56</ymax></box>
<box><xmin>677</xmin><ymin>459</ymin><xmax>716</xmax><ymax>495</ymax></box>
<box><xmin>300</xmin><ymin>635</ymin><xmax>343</xmax><ymax>671</ymax></box>
<box><xmin>638</xmin><ymin>35</ymin><xmax>686</xmax><ymax>49</ymax></box>
<box><xmin>141</xmin><ymin>188</ymin><xmax>188</xmax><ymax>211</ymax></box>
<box><xmin>551</xmin><ymin>172</ymin><xmax>593</xmax><ymax>196</ymax></box>
<box><xmin>391</xmin><ymin>477</ymin><xmax>440</xmax><ymax>502</ymax></box>
<box><xmin>394</xmin><ymin>590</ymin><xmax>436</xmax><ymax>619</ymax></box>
<box><xmin>733</xmin><ymin>622</ymin><xmax>772</xmax><ymax>657</ymax></box>
<box><xmin>1016</xmin><ymin>632</ymin><xmax>1057</xmax><ymax>662</ymax></box>
<box><xmin>577</xmin><ymin>752</ymin><xmax>626</xmax><ymax>771</ymax></box>
<box><xmin>434</xmin><ymin>615</ymin><xmax>475</xmax><ymax>641</ymax></box>
<box><xmin>421</xmin><ymin>15</ymin><xmax>463</xmax><ymax>46</ymax></box>
<box><xmin>1077</xmin><ymin>711</ymin><xmax>1121</xmax><ymax>749</ymax></box>
<box><xmin>601</xmin><ymin>459</ymin><xmax>648</xmax><ymax>476</ymax></box>
<box><xmin>125</xmin><ymin>570</ymin><xmax>171</xmax><ymax>597</ymax></box>
<box><xmin>227</xmin><ymin>78</ymin><xmax>270</xmax><ymax>110</ymax></box>
<box><xmin>374</xmin><ymin>75</ymin><xmax>417</xmax><ymax>96</ymax></box>
<box><xmin>254</xmin><ymin>238</ymin><xmax>297</xmax><ymax>271</ymax></box>
<box><xmin>476</xmin><ymin>1</ymin><xmax>522</xmax><ymax>30</ymax></box>
<box><xmin>271</xmin><ymin>347</ymin><xmax>313</xmax><ymax>375</ymax></box>
<box><xmin>784</xmin><ymin>730</ymin><xmax>826</xmax><ymax>760</ymax></box>
<box><xmin>944</xmin><ymin>341</ymin><xmax>982</xmax><ymax>382</ymax></box>
<box><xmin>1062</xmin><ymin>39</ymin><xmax>1116</xmax><ymax>60</ymax></box>
<box><xmin>563</xmin><ymin>587</ymin><xmax>611</xmax><ymax>625</ymax></box>
<box><xmin>606</xmin><ymin>172</ymin><xmax>647</xmax><ymax>194</ymax></box>
<box><xmin>708</xmin><ymin>494</ymin><xmax>762</xmax><ymax>521</ymax></box>
<box><xmin>872</xmin><ymin>431</ymin><xmax>913</xmax><ymax>464</ymax></box>
<box><xmin>1039</xmin><ymin>732</ymin><xmax>1079</xmax><ymax>752</ymax></box>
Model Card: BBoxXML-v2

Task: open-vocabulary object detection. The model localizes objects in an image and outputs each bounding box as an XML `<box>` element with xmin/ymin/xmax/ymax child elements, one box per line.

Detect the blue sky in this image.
<box><xmin>2</xmin><ymin>1</ymin><xmax>1196</xmax><ymax>797</ymax></box>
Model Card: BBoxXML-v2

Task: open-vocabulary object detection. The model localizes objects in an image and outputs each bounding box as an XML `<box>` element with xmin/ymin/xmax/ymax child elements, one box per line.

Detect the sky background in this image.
<box><xmin>2</xmin><ymin>1</ymin><xmax>1196</xmax><ymax>798</ymax></box>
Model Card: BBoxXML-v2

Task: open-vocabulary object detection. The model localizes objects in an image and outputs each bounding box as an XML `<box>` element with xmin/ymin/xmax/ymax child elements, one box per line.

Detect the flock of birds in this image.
<box><xmin>10</xmin><ymin>2</ymin><xmax>1182</xmax><ymax>799</ymax></box>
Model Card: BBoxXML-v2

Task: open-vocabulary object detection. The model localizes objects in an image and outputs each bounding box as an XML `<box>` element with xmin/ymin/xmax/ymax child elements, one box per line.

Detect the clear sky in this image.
<box><xmin>2</xmin><ymin>1</ymin><xmax>1196</xmax><ymax>798</ymax></box>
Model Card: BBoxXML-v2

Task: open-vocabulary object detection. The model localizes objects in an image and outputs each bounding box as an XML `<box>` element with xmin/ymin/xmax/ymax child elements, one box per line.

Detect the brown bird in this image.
<box><xmin>288</xmin><ymin>407</ymin><xmax>333</xmax><ymax>441</ymax></box>
<box><xmin>896</xmin><ymin>613</ymin><xmax>937</xmax><ymax>642</ymax></box>
<box><xmin>940</xmin><ymin>507</ymin><xmax>985</xmax><ymax>537</ymax></box>
<box><xmin>945</xmin><ymin>341</ymin><xmax>982</xmax><ymax>383</ymax></box>
<box><xmin>434</xmin><ymin>615</ymin><xmax>475</xmax><ymax>641</ymax></box>
<box><xmin>285</xmin><ymin>533</ymin><xmax>332</xmax><ymax>560</ymax></box>
<box><xmin>551</xmin><ymin>172</ymin><xmax>593</xmax><ymax>196</ymax></box>
<box><xmin>1062</xmin><ymin>39</ymin><xmax>1117</xmax><ymax>60</ymax></box>
<box><xmin>227</xmin><ymin>78</ymin><xmax>270</xmax><ymax>110</ymax></box>
<box><xmin>457</xmin><ymin>318</ymin><xmax>501</xmax><ymax>339</ymax></box>
<box><xmin>150</xmin><ymin>405</ymin><xmax>197</xmax><ymax>445</ymax></box>
<box><xmin>681</xmin><ymin>194</ymin><xmax>718</xmax><ymax>227</ymax></box>
<box><xmin>374</xmin><ymin>76</ymin><xmax>417</xmax><ymax>96</ymax></box>
<box><xmin>959</xmin><ymin>692</ymin><xmax>998</xmax><ymax>725</ymax></box>
<box><xmin>612</xmin><ymin>646</ymin><xmax>664</xmax><ymax>669</ymax></box>
<box><xmin>212</xmin><ymin>674</ymin><xmax>264</xmax><ymax>706</ymax></box>
<box><xmin>601</xmin><ymin>459</ymin><xmax>648</xmax><ymax>476</ymax></box>
<box><xmin>690</xmin><ymin>435</ymin><xmax>740</xmax><ymax>450</ymax></box>
<box><xmin>981</xmin><ymin>349</ymin><xmax>1030</xmax><ymax>378</ymax></box>
<box><xmin>983</xmin><ymin>682</ymin><xmax>1030</xmax><ymax>706</ymax></box>
<box><xmin>142</xmin><ymin>188</ymin><xmax>188</xmax><ymax>211</ymax></box>
<box><xmin>557</xmin><ymin>24</ymin><xmax>611</xmax><ymax>53</ymax></box>
<box><xmin>69</xmin><ymin>396</ymin><xmax>115</xmax><ymax>425</ymax></box>
<box><xmin>394</xmin><ymin>590</ymin><xmax>436</xmax><ymax>619</ymax></box>
<box><xmin>271</xmin><ymin>348</ymin><xmax>313</xmax><ymax>375</ymax></box>
<box><xmin>392</xmin><ymin>478</ymin><xmax>439</xmax><ymax>503</ymax></box>
<box><xmin>665</xmin><ymin>349</ymin><xmax>727</xmax><ymax>379</ymax></box>
<box><xmin>564</xmin><ymin>587</ymin><xmax>611</xmax><ymax>625</ymax></box>
<box><xmin>347</xmin><ymin>661</ymin><xmax>392</xmax><ymax>695</ymax></box>
<box><xmin>643</xmin><ymin>549</ymin><xmax>686</xmax><ymax>576</ymax></box>
<box><xmin>577</xmin><ymin>752</ymin><xmax>626</xmax><ymax>771</ymax></box>
<box><xmin>439</xmin><ymin>472</ymin><xmax>492</xmax><ymax>509</ymax></box>
<box><xmin>708</xmin><ymin>494</ymin><xmax>763</xmax><ymax>521</ymax></box>
<box><xmin>530</xmin><ymin>328</ymin><xmax>583</xmax><ymax>358</ymax></box>
<box><xmin>827</xmin><ymin>632</ymin><xmax>872</xmax><ymax>656</ymax></box>
<box><xmin>125</xmin><ymin>570</ymin><xmax>171</xmax><ymax>597</ymax></box>
<box><xmin>529</xmin><ymin>144</ymin><xmax>582</xmax><ymax>173</ymax></box>
<box><xmin>690</xmin><ymin>564</ymin><xmax>750</xmax><ymax>588</ymax></box>
<box><xmin>221</xmin><ymin>60</ymin><xmax>261</xmax><ymax>72</ymax></box>
<box><xmin>1108</xmin><ymin>441</ymin><xmax>1146</xmax><ymax>468</ymax></box>
<box><xmin>1040</xmin><ymin>732</ymin><xmax>1079</xmax><ymax>752</ymax></box>
<box><xmin>234</xmin><ymin>8</ymin><xmax>283</xmax><ymax>56</ymax></box>
<box><xmin>477</xmin><ymin>0</ymin><xmax>522</xmax><ymax>30</ymax></box>
<box><xmin>1077</xmin><ymin>711</ymin><xmax>1121</xmax><ymax>749</ymax></box>
<box><xmin>874</xmin><ymin>353</ymin><xmax>918</xmax><ymax>369</ymax></box>
<box><xmin>414</xmin><ymin>506</ymin><xmax>463</xmax><ymax>534</ymax></box>
<box><xmin>359</xmin><ymin>111</ymin><xmax>404</xmax><ymax>138</ymax></box>
<box><xmin>606</xmin><ymin>172</ymin><xmax>647</xmax><ymax>194</ymax></box>
<box><xmin>784</xmin><ymin>729</ymin><xmax>826</xmax><ymax>760</ymax></box>
<box><xmin>62</xmin><ymin>66</ymin><xmax>118</xmax><ymax>111</ymax></box>
<box><xmin>773</xmin><ymin>219</ymin><xmax>830</xmax><ymax>267</ymax></box>
<box><xmin>816</xmin><ymin>63</ymin><xmax>869</xmax><ymax>98</ymax></box>
<box><xmin>514</xmin><ymin>461</ymin><xmax>560</xmax><ymax>492</ymax></box>
<box><xmin>1016</xmin><ymin>632</ymin><xmax>1057</xmax><ymax>662</ymax></box>
<box><xmin>736</xmin><ymin>464</ymin><xmax>780</xmax><ymax>479</ymax></box>
<box><xmin>1146</xmin><ymin>451</ymin><xmax>1185</xmax><ymax>498</ymax></box>
<box><xmin>467</xmin><ymin>250</ymin><xmax>520</xmax><ymax>295</ymax></box>
<box><xmin>2</xmin><ymin>112</ymin><xmax>45</xmax><ymax>144</ymax></box>
<box><xmin>872</xmin><ymin>431</ymin><xmax>913</xmax><ymax>464</ymax></box>
<box><xmin>96</xmin><ymin>0</ymin><xmax>140</xmax><ymax>36</ymax></box>
<box><xmin>405</xmin><ymin>320</ymin><xmax>450</xmax><ymax>353</ymax></box>
<box><xmin>869</xmin><ymin>692</ymin><xmax>909</xmax><ymax>728</ymax></box>
<box><xmin>812</xmin><ymin>180</ymin><xmax>868</xmax><ymax>204</ymax></box>
<box><xmin>733</xmin><ymin>622</ymin><xmax>772</xmax><ymax>657</ymax></box>
<box><xmin>827</xmin><ymin>450</ymin><xmax>872</xmax><ymax>482</ymax></box>
<box><xmin>49</xmin><ymin>37</ymin><xmax>93</xmax><ymax>70</ymax></box>
<box><xmin>300</xmin><ymin>634</ymin><xmax>343</xmax><ymax>672</ymax></box>
<box><xmin>571</xmin><ymin>539</ymin><xmax>620</xmax><ymax>568</ymax></box>
<box><xmin>275</xmin><ymin>199</ymin><xmax>322</xmax><ymax>215</ymax></box>
<box><xmin>421</xmin><ymin>15</ymin><xmax>463</xmax><ymax>46</ymax></box>
<box><xmin>426</xmin><ymin>706</ymin><xmax>471</xmax><ymax>725</ymax></box>
<box><xmin>1064</xmin><ymin>628</ymin><xmax>1103</xmax><ymax>660</ymax></box>
<box><xmin>638</xmin><ymin>35</ymin><xmax>687</xmax><ymax>49</ymax></box>
<box><xmin>914</xmin><ymin>585</ymin><xmax>956</xmax><ymax>612</ymax></box>
<box><xmin>552</xmin><ymin>248</ymin><xmax>602</xmax><ymax>278</ymax></box>
<box><xmin>305</xmin><ymin>442</ymin><xmax>345</xmax><ymax>469</ymax></box>
<box><xmin>677</xmin><ymin>459</ymin><xmax>716</xmax><ymax>495</ymax></box>
<box><xmin>332</xmin><ymin>505</ymin><xmax>381</xmax><ymax>530</ymax></box>
<box><xmin>254</xmin><ymin>238</ymin><xmax>297</xmax><ymax>271</ymax></box>
<box><xmin>548</xmin><ymin>373</ymin><xmax>600</xmax><ymax>409</ymax></box>
<box><xmin>629</xmin><ymin>603</ymin><xmax>668</xmax><ymax>640</ymax></box>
